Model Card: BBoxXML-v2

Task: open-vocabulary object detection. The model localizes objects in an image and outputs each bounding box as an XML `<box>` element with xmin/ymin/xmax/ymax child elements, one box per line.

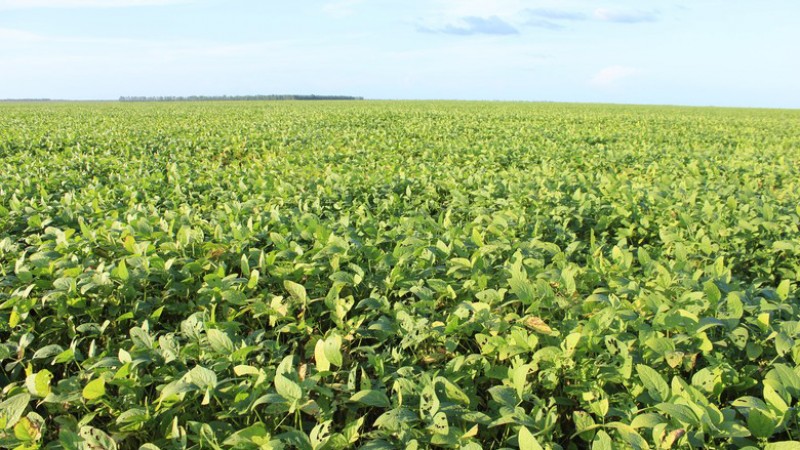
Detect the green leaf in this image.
<box><xmin>323</xmin><ymin>334</ymin><xmax>343</xmax><ymax>368</ymax></box>
<box><xmin>0</xmin><ymin>393</ymin><xmax>30</xmax><ymax>429</ymax></box>
<box><xmin>764</xmin><ymin>384</ymin><xmax>790</xmax><ymax>413</ymax></box>
<box><xmin>223</xmin><ymin>423</ymin><xmax>270</xmax><ymax>447</ymax></box>
<box><xmin>435</xmin><ymin>377</ymin><xmax>470</xmax><ymax>406</ymax></box>
<box><xmin>726</xmin><ymin>292</ymin><xmax>743</xmax><ymax>320</ymax></box>
<box><xmin>206</xmin><ymin>328</ymin><xmax>234</xmax><ymax>354</ymax></box>
<box><xmin>275</xmin><ymin>374</ymin><xmax>302</xmax><ymax>403</ymax></box>
<box><xmin>508</xmin><ymin>258</ymin><xmax>536</xmax><ymax>305</ymax></box>
<box><xmin>636</xmin><ymin>364</ymin><xmax>669</xmax><ymax>403</ymax></box>
<box><xmin>187</xmin><ymin>365</ymin><xmax>218</xmax><ymax>389</ymax></box>
<box><xmin>592</xmin><ymin>430</ymin><xmax>613</xmax><ymax>450</ymax></box>
<box><xmin>431</xmin><ymin>412</ymin><xmax>449</xmax><ymax>436</ymax></box>
<box><xmin>488</xmin><ymin>385</ymin><xmax>518</xmax><ymax>408</ymax></box>
<box><xmin>776</xmin><ymin>280</ymin><xmax>791</xmax><ymax>301</ymax></box>
<box><xmin>771</xmin><ymin>364</ymin><xmax>800</xmax><ymax>395</ymax></box>
<box><xmin>342</xmin><ymin>417</ymin><xmax>364</xmax><ymax>444</ymax></box>
<box><xmin>350</xmin><ymin>390</ymin><xmax>390</xmax><ymax>408</ymax></box>
<box><xmin>247</xmin><ymin>269</ymin><xmax>259</xmax><ymax>289</ymax></box>
<box><xmin>607</xmin><ymin>422</ymin><xmax>649</xmax><ymax>450</ymax></box>
<box><xmin>116</xmin><ymin>408</ymin><xmax>148</xmax><ymax>429</ymax></box>
<box><xmin>765</xmin><ymin>443</ymin><xmax>800</xmax><ymax>450</ymax></box>
<box><xmin>31</xmin><ymin>344</ymin><xmax>64</xmax><ymax>360</ymax></box>
<box><xmin>116</xmin><ymin>259</ymin><xmax>129</xmax><ymax>281</ymax></box>
<box><xmin>655</xmin><ymin>403</ymin><xmax>699</xmax><ymax>426</ymax></box>
<box><xmin>518</xmin><ymin>426</ymin><xmax>543</xmax><ymax>450</ymax></box>
<box><xmin>630</xmin><ymin>413</ymin><xmax>665</xmax><ymax>429</ymax></box>
<box><xmin>82</xmin><ymin>378</ymin><xmax>106</xmax><ymax>401</ymax></box>
<box><xmin>747</xmin><ymin>409</ymin><xmax>776</xmax><ymax>439</ymax></box>
<box><xmin>123</xmin><ymin>235</ymin><xmax>137</xmax><ymax>254</ymax></box>
<box><xmin>284</xmin><ymin>280</ymin><xmax>307</xmax><ymax>304</ymax></box>
<box><xmin>59</xmin><ymin>430</ymin><xmax>84</xmax><ymax>450</ymax></box>
<box><xmin>80</xmin><ymin>426</ymin><xmax>117</xmax><ymax>450</ymax></box>
<box><xmin>704</xmin><ymin>281</ymin><xmax>721</xmax><ymax>304</ymax></box>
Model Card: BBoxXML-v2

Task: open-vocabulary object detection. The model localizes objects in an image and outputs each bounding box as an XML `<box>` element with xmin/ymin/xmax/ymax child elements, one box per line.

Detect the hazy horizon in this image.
<box><xmin>1</xmin><ymin>0</ymin><xmax>798</xmax><ymax>109</ymax></box>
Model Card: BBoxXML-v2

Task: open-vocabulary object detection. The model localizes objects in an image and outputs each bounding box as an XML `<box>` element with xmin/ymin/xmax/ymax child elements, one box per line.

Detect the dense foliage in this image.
<box><xmin>1</xmin><ymin>101</ymin><xmax>800</xmax><ymax>449</ymax></box>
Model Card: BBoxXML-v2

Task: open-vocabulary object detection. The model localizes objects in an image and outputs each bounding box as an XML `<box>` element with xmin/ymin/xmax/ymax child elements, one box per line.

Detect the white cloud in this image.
<box><xmin>433</xmin><ymin>0</ymin><xmax>528</xmax><ymax>18</ymax></box>
<box><xmin>589</xmin><ymin>65</ymin><xmax>641</xmax><ymax>86</ymax></box>
<box><xmin>593</xmin><ymin>8</ymin><xmax>657</xmax><ymax>23</ymax></box>
<box><xmin>0</xmin><ymin>0</ymin><xmax>190</xmax><ymax>9</ymax></box>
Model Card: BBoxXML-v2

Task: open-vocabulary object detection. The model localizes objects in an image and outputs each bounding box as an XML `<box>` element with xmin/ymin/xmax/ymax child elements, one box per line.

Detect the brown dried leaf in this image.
<box><xmin>524</xmin><ymin>316</ymin><xmax>553</xmax><ymax>334</ymax></box>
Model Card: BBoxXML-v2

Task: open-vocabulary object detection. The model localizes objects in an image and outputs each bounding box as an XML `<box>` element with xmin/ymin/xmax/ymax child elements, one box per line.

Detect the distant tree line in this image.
<box><xmin>0</xmin><ymin>98</ymin><xmax>53</xmax><ymax>102</ymax></box>
<box><xmin>119</xmin><ymin>95</ymin><xmax>364</xmax><ymax>102</ymax></box>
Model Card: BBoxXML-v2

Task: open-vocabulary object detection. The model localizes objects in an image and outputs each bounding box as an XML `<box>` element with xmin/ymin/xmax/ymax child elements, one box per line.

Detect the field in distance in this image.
<box><xmin>1</xmin><ymin>101</ymin><xmax>799</xmax><ymax>449</ymax></box>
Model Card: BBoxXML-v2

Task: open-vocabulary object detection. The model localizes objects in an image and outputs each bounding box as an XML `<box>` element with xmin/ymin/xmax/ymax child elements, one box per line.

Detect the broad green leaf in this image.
<box><xmin>0</xmin><ymin>393</ymin><xmax>30</xmax><ymax>429</ymax></box>
<box><xmin>350</xmin><ymin>390</ymin><xmax>390</xmax><ymax>408</ymax></box>
<box><xmin>747</xmin><ymin>408</ymin><xmax>776</xmax><ymax>439</ymax></box>
<box><xmin>636</xmin><ymin>364</ymin><xmax>669</xmax><ymax>403</ymax></box>
<box><xmin>630</xmin><ymin>413</ymin><xmax>665</xmax><ymax>429</ymax></box>
<box><xmin>764</xmin><ymin>384</ymin><xmax>789</xmax><ymax>413</ymax></box>
<box><xmin>207</xmin><ymin>328</ymin><xmax>234</xmax><ymax>354</ymax></box>
<box><xmin>80</xmin><ymin>426</ymin><xmax>117</xmax><ymax>450</ymax></box>
<box><xmin>275</xmin><ymin>374</ymin><xmax>302</xmax><ymax>403</ymax></box>
<box><xmin>607</xmin><ymin>422</ymin><xmax>649</xmax><ymax>450</ymax></box>
<box><xmin>323</xmin><ymin>333</ymin><xmax>343</xmax><ymax>368</ymax></box>
<box><xmin>765</xmin><ymin>443</ymin><xmax>800</xmax><ymax>450</ymax></box>
<box><xmin>82</xmin><ymin>378</ymin><xmax>106</xmax><ymax>401</ymax></box>
<box><xmin>223</xmin><ymin>422</ymin><xmax>269</xmax><ymax>446</ymax></box>
<box><xmin>431</xmin><ymin>412</ymin><xmax>449</xmax><ymax>436</ymax></box>
<box><xmin>518</xmin><ymin>425</ymin><xmax>543</xmax><ymax>450</ymax></box>
<box><xmin>656</xmin><ymin>403</ymin><xmax>699</xmax><ymax>426</ymax></box>
<box><xmin>592</xmin><ymin>430</ymin><xmax>613</xmax><ymax>450</ymax></box>
<box><xmin>776</xmin><ymin>280</ymin><xmax>791</xmax><ymax>301</ymax></box>
<box><xmin>116</xmin><ymin>259</ymin><xmax>129</xmax><ymax>281</ymax></box>
<box><xmin>187</xmin><ymin>365</ymin><xmax>218</xmax><ymax>389</ymax></box>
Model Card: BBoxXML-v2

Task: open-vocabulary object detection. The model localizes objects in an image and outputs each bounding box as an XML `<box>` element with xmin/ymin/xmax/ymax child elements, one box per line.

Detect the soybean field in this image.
<box><xmin>1</xmin><ymin>101</ymin><xmax>800</xmax><ymax>449</ymax></box>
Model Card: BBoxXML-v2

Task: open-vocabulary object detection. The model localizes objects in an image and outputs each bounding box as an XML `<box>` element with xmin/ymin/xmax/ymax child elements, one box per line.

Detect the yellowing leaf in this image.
<box><xmin>315</xmin><ymin>339</ymin><xmax>331</xmax><ymax>372</ymax></box>
<box><xmin>13</xmin><ymin>416</ymin><xmax>41</xmax><ymax>442</ymax></box>
<box><xmin>524</xmin><ymin>317</ymin><xmax>553</xmax><ymax>334</ymax></box>
<box><xmin>25</xmin><ymin>370</ymin><xmax>53</xmax><ymax>398</ymax></box>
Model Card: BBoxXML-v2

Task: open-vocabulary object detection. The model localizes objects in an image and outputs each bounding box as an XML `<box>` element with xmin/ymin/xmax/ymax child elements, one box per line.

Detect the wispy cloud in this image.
<box><xmin>0</xmin><ymin>26</ymin><xmax>170</xmax><ymax>46</ymax></box>
<box><xmin>430</xmin><ymin>0</ymin><xmax>529</xmax><ymax>20</ymax></box>
<box><xmin>0</xmin><ymin>27</ymin><xmax>47</xmax><ymax>42</ymax></box>
<box><xmin>594</xmin><ymin>8</ymin><xmax>658</xmax><ymax>24</ymax></box>
<box><xmin>590</xmin><ymin>65</ymin><xmax>641</xmax><ymax>86</ymax></box>
<box><xmin>525</xmin><ymin>19</ymin><xmax>564</xmax><ymax>31</ymax></box>
<box><xmin>0</xmin><ymin>0</ymin><xmax>190</xmax><ymax>9</ymax></box>
<box><xmin>517</xmin><ymin>6</ymin><xmax>655</xmax><ymax>32</ymax></box>
<box><xmin>322</xmin><ymin>0</ymin><xmax>363</xmax><ymax>18</ymax></box>
<box><xmin>526</xmin><ymin>8</ymin><xmax>587</xmax><ymax>21</ymax></box>
<box><xmin>419</xmin><ymin>16</ymin><xmax>519</xmax><ymax>36</ymax></box>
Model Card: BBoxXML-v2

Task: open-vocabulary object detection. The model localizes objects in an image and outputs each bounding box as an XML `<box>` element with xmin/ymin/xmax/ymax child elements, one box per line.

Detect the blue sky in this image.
<box><xmin>0</xmin><ymin>0</ymin><xmax>797</xmax><ymax>107</ymax></box>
